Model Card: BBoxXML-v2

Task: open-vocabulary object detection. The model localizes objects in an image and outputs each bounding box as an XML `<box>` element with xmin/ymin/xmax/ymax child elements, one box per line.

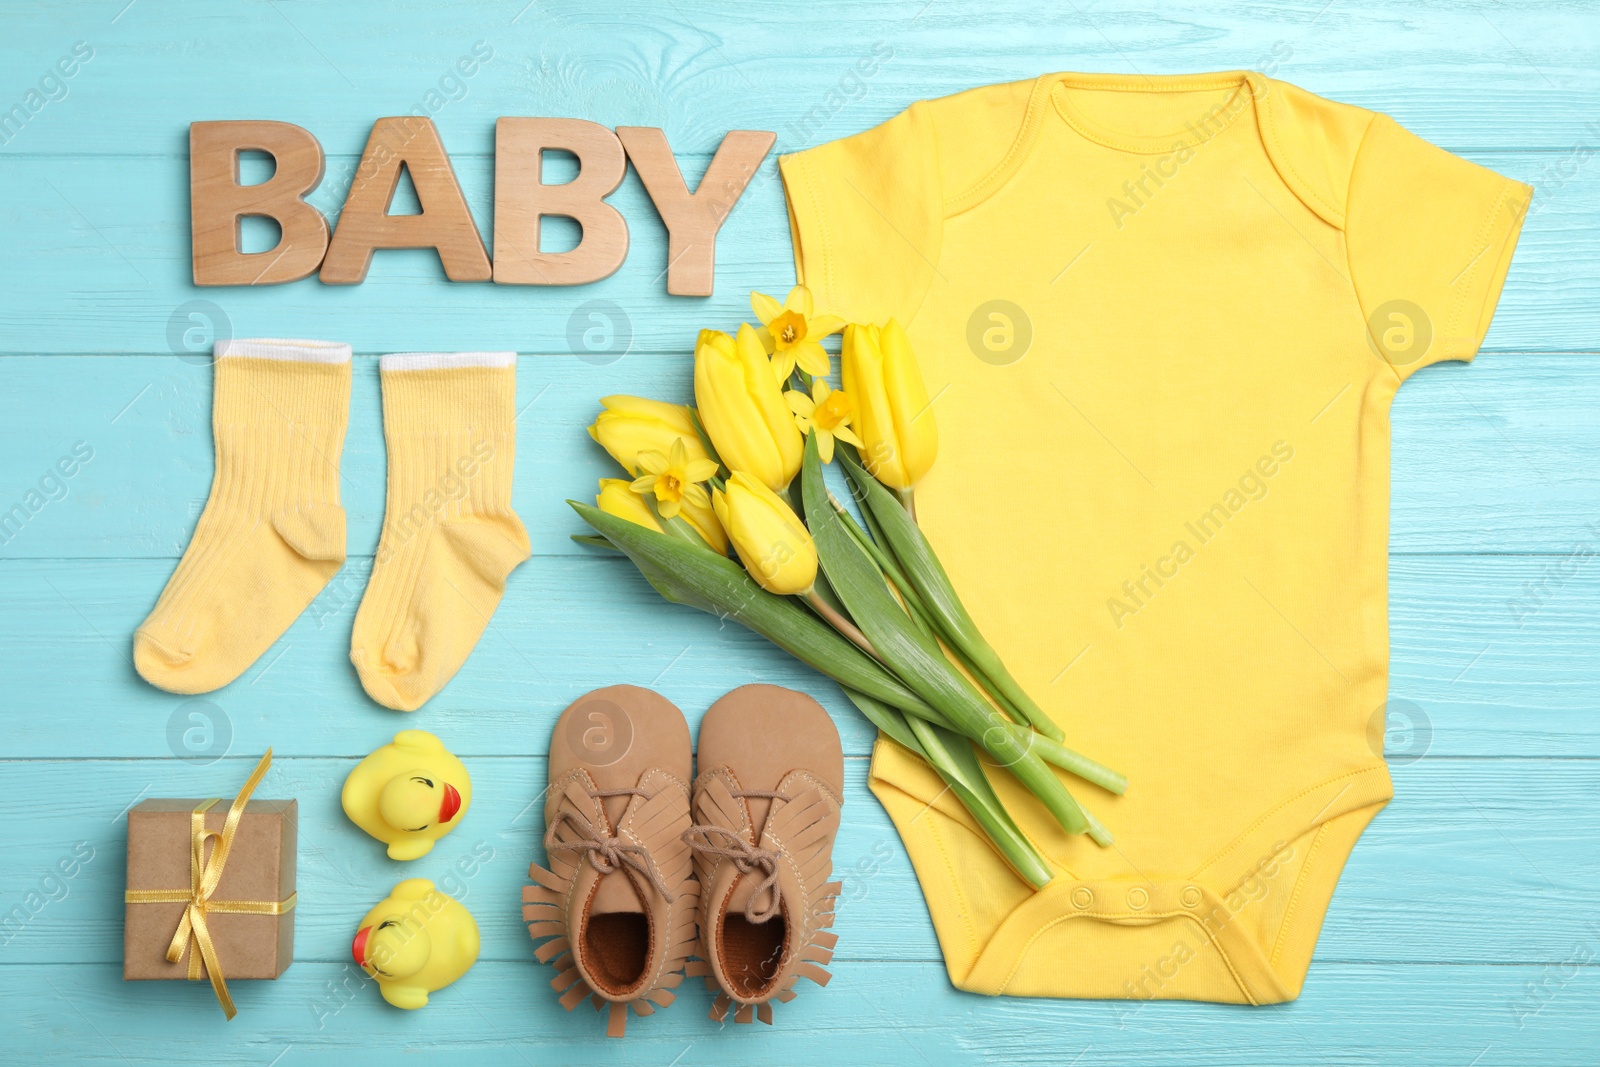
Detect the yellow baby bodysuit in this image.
<box><xmin>780</xmin><ymin>71</ymin><xmax>1529</xmax><ymax>1003</ymax></box>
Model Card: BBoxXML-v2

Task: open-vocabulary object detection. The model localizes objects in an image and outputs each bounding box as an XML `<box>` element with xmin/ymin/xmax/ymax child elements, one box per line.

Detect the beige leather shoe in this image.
<box><xmin>525</xmin><ymin>685</ymin><xmax>698</xmax><ymax>1038</ymax></box>
<box><xmin>684</xmin><ymin>684</ymin><xmax>844</xmax><ymax>1024</ymax></box>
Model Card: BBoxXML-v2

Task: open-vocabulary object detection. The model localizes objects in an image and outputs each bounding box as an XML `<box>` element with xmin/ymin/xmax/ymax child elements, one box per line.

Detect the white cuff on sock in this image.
<box><xmin>217</xmin><ymin>338</ymin><xmax>353</xmax><ymax>364</ymax></box>
<box><xmin>380</xmin><ymin>351</ymin><xmax>517</xmax><ymax>372</ymax></box>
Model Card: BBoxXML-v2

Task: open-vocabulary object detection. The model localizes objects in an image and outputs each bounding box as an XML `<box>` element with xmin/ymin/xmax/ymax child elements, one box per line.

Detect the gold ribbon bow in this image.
<box><xmin>124</xmin><ymin>749</ymin><xmax>297</xmax><ymax>1020</ymax></box>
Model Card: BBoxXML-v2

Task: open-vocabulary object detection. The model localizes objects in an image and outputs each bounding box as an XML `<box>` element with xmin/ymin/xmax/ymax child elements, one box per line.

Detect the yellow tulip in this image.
<box><xmin>678</xmin><ymin>491</ymin><xmax>730</xmax><ymax>555</ymax></box>
<box><xmin>693</xmin><ymin>325</ymin><xmax>803</xmax><ymax>492</ymax></box>
<box><xmin>588</xmin><ymin>395</ymin><xmax>711</xmax><ymax>477</ymax></box>
<box><xmin>713</xmin><ymin>471</ymin><xmax>817</xmax><ymax>596</ymax></box>
<box><xmin>598</xmin><ymin>476</ymin><xmax>728</xmax><ymax>555</ymax></box>
<box><xmin>841</xmin><ymin>318</ymin><xmax>938</xmax><ymax>490</ymax></box>
<box><xmin>596</xmin><ymin>478</ymin><xmax>662</xmax><ymax>531</ymax></box>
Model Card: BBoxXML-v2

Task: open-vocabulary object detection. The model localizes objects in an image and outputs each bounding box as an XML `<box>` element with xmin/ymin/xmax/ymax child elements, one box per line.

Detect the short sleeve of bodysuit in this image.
<box><xmin>778</xmin><ymin>101</ymin><xmax>943</xmax><ymax>326</ymax></box>
<box><xmin>778</xmin><ymin>72</ymin><xmax>1531</xmax><ymax>1005</ymax></box>
<box><xmin>1346</xmin><ymin>113</ymin><xmax>1530</xmax><ymax>377</ymax></box>
<box><xmin>778</xmin><ymin>77</ymin><xmax>1042</xmax><ymax>326</ymax></box>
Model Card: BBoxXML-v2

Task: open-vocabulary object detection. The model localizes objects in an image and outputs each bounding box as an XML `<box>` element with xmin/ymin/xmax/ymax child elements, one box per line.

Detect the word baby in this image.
<box><xmin>190</xmin><ymin>117</ymin><xmax>775</xmax><ymax>296</ymax></box>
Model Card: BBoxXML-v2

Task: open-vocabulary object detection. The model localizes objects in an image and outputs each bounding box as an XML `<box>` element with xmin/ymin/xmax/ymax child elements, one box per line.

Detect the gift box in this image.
<box><xmin>123</xmin><ymin>752</ymin><xmax>296</xmax><ymax>1018</ymax></box>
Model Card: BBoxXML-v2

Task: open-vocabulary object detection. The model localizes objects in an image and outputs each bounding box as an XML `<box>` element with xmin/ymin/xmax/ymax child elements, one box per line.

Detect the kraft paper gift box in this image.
<box><xmin>123</xmin><ymin>759</ymin><xmax>296</xmax><ymax>1018</ymax></box>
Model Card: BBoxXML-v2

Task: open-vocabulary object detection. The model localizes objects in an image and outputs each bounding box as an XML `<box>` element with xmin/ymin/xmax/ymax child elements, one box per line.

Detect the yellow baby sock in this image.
<box><xmin>134</xmin><ymin>339</ymin><xmax>352</xmax><ymax>694</ymax></box>
<box><xmin>351</xmin><ymin>352</ymin><xmax>530</xmax><ymax>711</ymax></box>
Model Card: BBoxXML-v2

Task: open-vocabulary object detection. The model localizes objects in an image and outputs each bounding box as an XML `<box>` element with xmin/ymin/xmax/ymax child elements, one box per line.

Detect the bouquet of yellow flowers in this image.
<box><xmin>573</xmin><ymin>286</ymin><xmax>1125</xmax><ymax>887</ymax></box>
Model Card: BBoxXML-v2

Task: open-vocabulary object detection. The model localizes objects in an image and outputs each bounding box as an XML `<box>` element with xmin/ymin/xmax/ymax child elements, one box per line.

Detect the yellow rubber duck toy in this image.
<box><xmin>342</xmin><ymin>730</ymin><xmax>470</xmax><ymax>860</ymax></box>
<box><xmin>353</xmin><ymin>878</ymin><xmax>480</xmax><ymax>1009</ymax></box>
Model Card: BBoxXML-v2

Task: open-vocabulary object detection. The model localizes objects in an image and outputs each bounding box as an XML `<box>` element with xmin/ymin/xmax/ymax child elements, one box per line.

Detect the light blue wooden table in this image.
<box><xmin>3</xmin><ymin>2</ymin><xmax>1596</xmax><ymax>1063</ymax></box>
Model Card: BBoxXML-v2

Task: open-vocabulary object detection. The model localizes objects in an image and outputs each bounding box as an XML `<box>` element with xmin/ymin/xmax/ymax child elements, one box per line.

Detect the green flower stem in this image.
<box><xmin>897</xmin><ymin>485</ymin><xmax>918</xmax><ymax>522</ymax></box>
<box><xmin>570</xmin><ymin>533</ymin><xmax>621</xmax><ymax>552</ymax></box>
<box><xmin>572</xmin><ymin>502</ymin><xmax>938</xmax><ymax>719</ymax></box>
<box><xmin>803</xmin><ymin>438</ymin><xmax>1089</xmax><ymax>836</ymax></box>
<box><xmin>842</xmin><ymin>688</ymin><xmax>1053</xmax><ymax>888</ymax></box>
<box><xmin>827</xmin><ymin>494</ymin><xmax>945</xmax><ymax>642</ymax></box>
<box><xmin>1007</xmin><ymin>723</ymin><xmax>1128</xmax><ymax>795</ymax></box>
<box><xmin>904</xmin><ymin>713</ymin><xmax>1056</xmax><ymax>888</ymax></box>
<box><xmin>840</xmin><ymin>449</ymin><xmax>1068</xmax><ymax>743</ymax></box>
<box><xmin>1082</xmin><ymin>804</ymin><xmax>1114</xmax><ymax>847</ymax></box>
<box><xmin>838</xmin><ymin>686</ymin><xmax>922</xmax><ymax>752</ymax></box>
<box><xmin>850</xmin><ymin>494</ymin><xmax>946</xmax><ymax>643</ymax></box>
<box><xmin>803</xmin><ymin>589</ymin><xmax>879</xmax><ymax>662</ymax></box>
<box><xmin>643</xmin><ymin>495</ymin><xmax>716</xmax><ymax>553</ymax></box>
<box><xmin>831</xmin><ymin>494</ymin><xmax>928</xmax><ymax>610</ymax></box>
<box><xmin>805</xmin><ymin>566</ymin><xmax>850</xmax><ymax>621</ymax></box>
<box><xmin>945</xmin><ymin>632</ymin><xmax>1032</xmax><ymax>725</ymax></box>
<box><xmin>844</xmin><ymin>451</ymin><xmax>1038</xmax><ymax>730</ymax></box>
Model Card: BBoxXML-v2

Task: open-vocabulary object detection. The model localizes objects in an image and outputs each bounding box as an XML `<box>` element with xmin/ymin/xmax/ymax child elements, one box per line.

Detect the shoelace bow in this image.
<box><xmin>682</xmin><ymin>789</ymin><xmax>790</xmax><ymax>924</ymax></box>
<box><xmin>544</xmin><ymin>788</ymin><xmax>677</xmax><ymax>903</ymax></box>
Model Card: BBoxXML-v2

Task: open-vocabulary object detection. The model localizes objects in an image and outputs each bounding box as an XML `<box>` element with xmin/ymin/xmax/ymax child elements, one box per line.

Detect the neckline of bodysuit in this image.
<box><xmin>1047</xmin><ymin>70</ymin><xmax>1263</xmax><ymax>155</ymax></box>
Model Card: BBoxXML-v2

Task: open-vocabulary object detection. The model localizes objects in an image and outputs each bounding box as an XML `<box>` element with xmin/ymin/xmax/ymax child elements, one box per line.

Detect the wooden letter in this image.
<box><xmin>190</xmin><ymin>120</ymin><xmax>329</xmax><ymax>286</ymax></box>
<box><xmin>493</xmin><ymin>118</ymin><xmax>628</xmax><ymax>286</ymax></box>
<box><xmin>618</xmin><ymin>127</ymin><xmax>774</xmax><ymax>297</ymax></box>
<box><xmin>321</xmin><ymin>117</ymin><xmax>491</xmax><ymax>284</ymax></box>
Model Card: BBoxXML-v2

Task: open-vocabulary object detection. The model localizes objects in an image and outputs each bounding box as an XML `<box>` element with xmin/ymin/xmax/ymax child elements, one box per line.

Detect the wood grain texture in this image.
<box><xmin>6</xmin><ymin>960</ymin><xmax>1595</xmax><ymax>1066</ymax></box>
<box><xmin>492</xmin><ymin>117</ymin><xmax>629</xmax><ymax>286</ymax></box>
<box><xmin>1</xmin><ymin>149</ymin><xmax>1594</xmax><ymax>354</ymax></box>
<box><xmin>618</xmin><ymin>127</ymin><xmax>776</xmax><ymax>296</ymax></box>
<box><xmin>1</xmin><ymin>1</ymin><xmax>1597</xmax><ymax>1063</ymax></box>
<box><xmin>320</xmin><ymin>117</ymin><xmax>491</xmax><ymax>284</ymax></box>
<box><xmin>0</xmin><ymin>353</ymin><xmax>1595</xmax><ymax>559</ymax></box>
<box><xmin>3</xmin><ymin>555</ymin><xmax>1599</xmax><ymax>759</ymax></box>
<box><xmin>2</xmin><ymin>757</ymin><xmax>1597</xmax><ymax>969</ymax></box>
<box><xmin>188</xmin><ymin>120</ymin><xmax>330</xmax><ymax>286</ymax></box>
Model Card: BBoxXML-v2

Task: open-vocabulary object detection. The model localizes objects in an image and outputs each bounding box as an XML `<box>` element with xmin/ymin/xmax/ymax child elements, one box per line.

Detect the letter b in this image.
<box><xmin>189</xmin><ymin>121</ymin><xmax>330</xmax><ymax>285</ymax></box>
<box><xmin>493</xmin><ymin>118</ymin><xmax>628</xmax><ymax>286</ymax></box>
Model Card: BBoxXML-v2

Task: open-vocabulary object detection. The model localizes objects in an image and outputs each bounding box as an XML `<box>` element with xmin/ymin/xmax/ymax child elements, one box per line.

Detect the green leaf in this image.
<box><xmin>1017</xmin><ymin>728</ymin><xmax>1128</xmax><ymax>795</ymax></box>
<box><xmin>842</xmin><ymin>688</ymin><xmax>1053</xmax><ymax>889</ymax></box>
<box><xmin>801</xmin><ymin>438</ymin><xmax>1089</xmax><ymax>835</ymax></box>
<box><xmin>839</xmin><ymin>447</ymin><xmax>1065</xmax><ymax>741</ymax></box>
<box><xmin>907</xmin><ymin>716</ymin><xmax>1056</xmax><ymax>888</ymax></box>
<box><xmin>571</xmin><ymin>502</ymin><xmax>934</xmax><ymax>717</ymax></box>
<box><xmin>641</xmin><ymin>493</ymin><xmax>718</xmax><ymax>554</ymax></box>
<box><xmin>838</xmin><ymin>687</ymin><xmax>922</xmax><ymax>753</ymax></box>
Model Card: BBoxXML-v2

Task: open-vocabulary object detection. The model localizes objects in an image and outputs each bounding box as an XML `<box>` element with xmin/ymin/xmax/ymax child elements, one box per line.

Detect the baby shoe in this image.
<box><xmin>525</xmin><ymin>685</ymin><xmax>699</xmax><ymax>1037</ymax></box>
<box><xmin>684</xmin><ymin>684</ymin><xmax>844</xmax><ymax>1024</ymax></box>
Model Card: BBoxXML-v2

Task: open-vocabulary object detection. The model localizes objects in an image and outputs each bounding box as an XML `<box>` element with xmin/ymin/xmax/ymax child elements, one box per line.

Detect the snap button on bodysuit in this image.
<box><xmin>1126</xmin><ymin>886</ymin><xmax>1148</xmax><ymax>910</ymax></box>
<box><xmin>1180</xmin><ymin>885</ymin><xmax>1202</xmax><ymax>908</ymax></box>
<box><xmin>1071</xmin><ymin>886</ymin><xmax>1094</xmax><ymax>909</ymax></box>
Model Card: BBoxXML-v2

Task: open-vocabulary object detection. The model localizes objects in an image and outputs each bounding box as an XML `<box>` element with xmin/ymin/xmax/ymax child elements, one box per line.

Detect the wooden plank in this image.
<box><xmin>1</xmin><ymin>1</ymin><xmax>1597</xmax><ymax>156</ymax></box>
<box><xmin>2</xmin><ymin>756</ymin><xmax>1598</xmax><ymax>969</ymax></box>
<box><xmin>0</xmin><ymin>148</ymin><xmax>1590</xmax><ymax>353</ymax></box>
<box><xmin>1</xmin><ymin>3</ymin><xmax>1595</xmax><ymax>1062</ymax></box>
<box><xmin>0</xmin><ymin>554</ymin><xmax>1597</xmax><ymax>758</ymax></box>
<box><xmin>2</xmin><ymin>959</ymin><xmax>1596</xmax><ymax>1066</ymax></box>
<box><xmin>0</xmin><ymin>351</ymin><xmax>1596</xmax><ymax>561</ymax></box>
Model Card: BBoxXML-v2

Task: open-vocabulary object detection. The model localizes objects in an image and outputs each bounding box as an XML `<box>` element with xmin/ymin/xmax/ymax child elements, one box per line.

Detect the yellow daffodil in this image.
<box><xmin>841</xmin><ymin>318</ymin><xmax>938</xmax><ymax>490</ymax></box>
<box><xmin>694</xmin><ymin>325</ymin><xmax>804</xmax><ymax>492</ymax></box>
<box><xmin>752</xmin><ymin>284</ymin><xmax>845</xmax><ymax>383</ymax></box>
<box><xmin>588</xmin><ymin>395</ymin><xmax>711</xmax><ymax>476</ymax></box>
<box><xmin>786</xmin><ymin>379</ymin><xmax>864</xmax><ymax>464</ymax></box>
<box><xmin>597</xmin><ymin>476</ymin><xmax>728</xmax><ymax>554</ymax></box>
<box><xmin>713</xmin><ymin>471</ymin><xmax>818</xmax><ymax>596</ymax></box>
<box><xmin>596</xmin><ymin>478</ymin><xmax>661</xmax><ymax>531</ymax></box>
<box><xmin>630</xmin><ymin>438</ymin><xmax>719</xmax><ymax>519</ymax></box>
